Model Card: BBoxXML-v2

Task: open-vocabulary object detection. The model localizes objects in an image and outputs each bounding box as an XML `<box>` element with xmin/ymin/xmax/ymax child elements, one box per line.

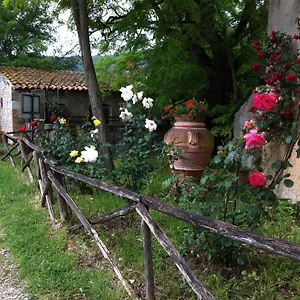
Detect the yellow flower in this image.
<box><xmin>69</xmin><ymin>150</ymin><xmax>78</xmax><ymax>157</ymax></box>
<box><xmin>59</xmin><ymin>117</ymin><xmax>67</xmax><ymax>125</ymax></box>
<box><xmin>93</xmin><ymin>118</ymin><xmax>101</xmax><ymax>126</ymax></box>
<box><xmin>75</xmin><ymin>157</ymin><xmax>84</xmax><ymax>164</ymax></box>
<box><xmin>90</xmin><ymin>145</ymin><xmax>96</xmax><ymax>150</ymax></box>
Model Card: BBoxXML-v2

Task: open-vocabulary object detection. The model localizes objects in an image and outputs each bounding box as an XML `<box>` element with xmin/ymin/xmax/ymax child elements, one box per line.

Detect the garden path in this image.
<box><xmin>0</xmin><ymin>235</ymin><xmax>28</xmax><ymax>300</ymax></box>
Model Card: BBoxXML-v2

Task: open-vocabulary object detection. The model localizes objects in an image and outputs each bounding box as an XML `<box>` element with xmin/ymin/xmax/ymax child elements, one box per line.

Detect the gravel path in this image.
<box><xmin>0</xmin><ymin>246</ymin><xmax>29</xmax><ymax>300</ymax></box>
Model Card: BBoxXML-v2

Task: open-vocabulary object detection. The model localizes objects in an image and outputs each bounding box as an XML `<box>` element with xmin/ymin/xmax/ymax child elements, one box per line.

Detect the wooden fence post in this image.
<box><xmin>37</xmin><ymin>156</ymin><xmax>56</xmax><ymax>223</ymax></box>
<box><xmin>141</xmin><ymin>205</ymin><xmax>155</xmax><ymax>300</ymax></box>
<box><xmin>18</xmin><ymin>139</ymin><xmax>34</xmax><ymax>182</ymax></box>
<box><xmin>53</xmin><ymin>171</ymin><xmax>71</xmax><ymax>222</ymax></box>
<box><xmin>2</xmin><ymin>134</ymin><xmax>16</xmax><ymax>168</ymax></box>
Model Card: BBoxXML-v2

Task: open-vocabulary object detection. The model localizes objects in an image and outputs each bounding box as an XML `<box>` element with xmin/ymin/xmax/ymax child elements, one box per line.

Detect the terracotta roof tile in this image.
<box><xmin>0</xmin><ymin>66</ymin><xmax>88</xmax><ymax>91</ymax></box>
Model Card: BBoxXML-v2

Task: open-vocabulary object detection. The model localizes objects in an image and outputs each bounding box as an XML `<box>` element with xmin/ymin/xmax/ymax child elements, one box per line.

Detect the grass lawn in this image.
<box><xmin>1</xmin><ymin>155</ymin><xmax>300</xmax><ymax>299</ymax></box>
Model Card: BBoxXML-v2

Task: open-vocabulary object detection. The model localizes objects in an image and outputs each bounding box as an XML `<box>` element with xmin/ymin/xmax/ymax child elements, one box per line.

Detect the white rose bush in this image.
<box><xmin>117</xmin><ymin>84</ymin><xmax>162</xmax><ymax>191</ymax></box>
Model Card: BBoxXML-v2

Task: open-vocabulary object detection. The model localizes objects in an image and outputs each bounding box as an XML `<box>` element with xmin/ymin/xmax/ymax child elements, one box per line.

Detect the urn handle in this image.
<box><xmin>187</xmin><ymin>130</ymin><xmax>198</xmax><ymax>146</ymax></box>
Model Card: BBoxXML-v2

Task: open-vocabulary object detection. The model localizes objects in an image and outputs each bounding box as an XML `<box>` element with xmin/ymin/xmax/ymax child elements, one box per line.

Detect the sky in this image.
<box><xmin>46</xmin><ymin>10</ymin><xmax>101</xmax><ymax>57</ymax></box>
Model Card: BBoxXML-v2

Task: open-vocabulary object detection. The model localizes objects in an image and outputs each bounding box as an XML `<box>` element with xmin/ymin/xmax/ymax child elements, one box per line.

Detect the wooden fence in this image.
<box><xmin>2</xmin><ymin>131</ymin><xmax>300</xmax><ymax>300</ymax></box>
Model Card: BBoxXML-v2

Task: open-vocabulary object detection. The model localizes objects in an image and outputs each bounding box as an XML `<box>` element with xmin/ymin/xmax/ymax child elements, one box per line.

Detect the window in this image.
<box><xmin>22</xmin><ymin>94</ymin><xmax>40</xmax><ymax>114</ymax></box>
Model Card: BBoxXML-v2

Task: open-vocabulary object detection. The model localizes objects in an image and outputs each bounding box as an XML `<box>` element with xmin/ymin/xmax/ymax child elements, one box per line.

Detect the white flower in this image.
<box><xmin>90</xmin><ymin>128</ymin><xmax>98</xmax><ymax>138</ymax></box>
<box><xmin>119</xmin><ymin>108</ymin><xmax>133</xmax><ymax>120</ymax></box>
<box><xmin>145</xmin><ymin>119</ymin><xmax>157</xmax><ymax>132</ymax></box>
<box><xmin>132</xmin><ymin>91</ymin><xmax>144</xmax><ymax>104</ymax></box>
<box><xmin>120</xmin><ymin>85</ymin><xmax>134</xmax><ymax>101</ymax></box>
<box><xmin>142</xmin><ymin>97</ymin><xmax>154</xmax><ymax>109</ymax></box>
<box><xmin>80</xmin><ymin>146</ymin><xmax>98</xmax><ymax>163</ymax></box>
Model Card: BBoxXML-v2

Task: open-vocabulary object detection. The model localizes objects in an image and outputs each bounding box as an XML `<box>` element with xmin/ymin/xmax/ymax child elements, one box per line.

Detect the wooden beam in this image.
<box><xmin>1</xmin><ymin>142</ymin><xmax>19</xmax><ymax>160</ymax></box>
<box><xmin>141</xmin><ymin>195</ymin><xmax>300</xmax><ymax>262</ymax></box>
<box><xmin>47</xmin><ymin>171</ymin><xmax>137</xmax><ymax>298</ymax></box>
<box><xmin>141</xmin><ymin>205</ymin><xmax>155</xmax><ymax>300</ymax></box>
<box><xmin>136</xmin><ymin>203</ymin><xmax>214</xmax><ymax>300</ymax></box>
<box><xmin>71</xmin><ymin>203</ymin><xmax>137</xmax><ymax>231</ymax></box>
<box><xmin>21</xmin><ymin>152</ymin><xmax>33</xmax><ymax>172</ymax></box>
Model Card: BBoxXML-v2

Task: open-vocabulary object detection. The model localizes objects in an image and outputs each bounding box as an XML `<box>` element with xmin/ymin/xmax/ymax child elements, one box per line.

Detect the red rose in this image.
<box><xmin>282</xmin><ymin>63</ymin><xmax>288</xmax><ymax>69</ymax></box>
<box><xmin>251</xmin><ymin>63</ymin><xmax>262</xmax><ymax>70</ymax></box>
<box><xmin>286</xmin><ymin>73</ymin><xmax>296</xmax><ymax>82</ymax></box>
<box><xmin>257</xmin><ymin>50</ymin><xmax>265</xmax><ymax>57</ymax></box>
<box><xmin>252</xmin><ymin>93</ymin><xmax>277</xmax><ymax>111</ymax></box>
<box><xmin>293</xmin><ymin>34</ymin><xmax>300</xmax><ymax>40</ymax></box>
<box><xmin>280</xmin><ymin>109</ymin><xmax>292</xmax><ymax>115</ymax></box>
<box><xmin>50</xmin><ymin>115</ymin><xmax>57</xmax><ymax>122</ymax></box>
<box><xmin>30</xmin><ymin>120</ymin><xmax>37</xmax><ymax>127</ymax></box>
<box><xmin>248</xmin><ymin>170</ymin><xmax>267</xmax><ymax>187</ymax></box>
<box><xmin>18</xmin><ymin>126</ymin><xmax>26</xmax><ymax>132</ymax></box>
<box><xmin>296</xmin><ymin>57</ymin><xmax>300</xmax><ymax>64</ymax></box>
<box><xmin>278</xmin><ymin>44</ymin><xmax>284</xmax><ymax>48</ymax></box>
<box><xmin>252</xmin><ymin>40</ymin><xmax>260</xmax><ymax>50</ymax></box>
<box><xmin>296</xmin><ymin>89</ymin><xmax>300</xmax><ymax>94</ymax></box>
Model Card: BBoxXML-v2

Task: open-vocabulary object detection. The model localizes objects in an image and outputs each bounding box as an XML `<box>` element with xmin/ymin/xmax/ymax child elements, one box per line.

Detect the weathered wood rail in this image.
<box><xmin>2</xmin><ymin>131</ymin><xmax>300</xmax><ymax>300</ymax></box>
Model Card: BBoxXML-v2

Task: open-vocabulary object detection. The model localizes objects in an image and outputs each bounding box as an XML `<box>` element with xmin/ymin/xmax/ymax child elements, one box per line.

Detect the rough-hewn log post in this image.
<box><xmin>38</xmin><ymin>156</ymin><xmax>56</xmax><ymax>223</ymax></box>
<box><xmin>18</xmin><ymin>139</ymin><xmax>33</xmax><ymax>182</ymax></box>
<box><xmin>141</xmin><ymin>205</ymin><xmax>155</xmax><ymax>300</ymax></box>
<box><xmin>53</xmin><ymin>171</ymin><xmax>71</xmax><ymax>222</ymax></box>
<box><xmin>2</xmin><ymin>135</ymin><xmax>16</xmax><ymax>167</ymax></box>
<box><xmin>136</xmin><ymin>203</ymin><xmax>215</xmax><ymax>300</ymax></box>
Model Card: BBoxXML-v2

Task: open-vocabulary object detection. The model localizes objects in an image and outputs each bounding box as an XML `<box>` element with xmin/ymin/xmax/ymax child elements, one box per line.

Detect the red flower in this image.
<box><xmin>252</xmin><ymin>93</ymin><xmax>277</xmax><ymax>111</ymax></box>
<box><xmin>30</xmin><ymin>120</ymin><xmax>37</xmax><ymax>127</ymax></box>
<box><xmin>248</xmin><ymin>170</ymin><xmax>267</xmax><ymax>187</ymax></box>
<box><xmin>282</xmin><ymin>63</ymin><xmax>289</xmax><ymax>69</ymax></box>
<box><xmin>293</xmin><ymin>34</ymin><xmax>300</xmax><ymax>39</ymax></box>
<box><xmin>280</xmin><ymin>109</ymin><xmax>292</xmax><ymax>115</ymax></box>
<box><xmin>296</xmin><ymin>88</ymin><xmax>300</xmax><ymax>94</ymax></box>
<box><xmin>271</xmin><ymin>31</ymin><xmax>277</xmax><ymax>43</ymax></box>
<box><xmin>50</xmin><ymin>115</ymin><xmax>57</xmax><ymax>122</ymax></box>
<box><xmin>164</xmin><ymin>105</ymin><xmax>171</xmax><ymax>112</ymax></box>
<box><xmin>286</xmin><ymin>73</ymin><xmax>296</xmax><ymax>82</ymax></box>
<box><xmin>251</xmin><ymin>63</ymin><xmax>262</xmax><ymax>70</ymax></box>
<box><xmin>257</xmin><ymin>50</ymin><xmax>265</xmax><ymax>57</ymax></box>
<box><xmin>18</xmin><ymin>126</ymin><xmax>26</xmax><ymax>132</ymax></box>
<box><xmin>252</xmin><ymin>40</ymin><xmax>260</xmax><ymax>50</ymax></box>
<box><xmin>278</xmin><ymin>44</ymin><xmax>284</xmax><ymax>48</ymax></box>
<box><xmin>295</xmin><ymin>57</ymin><xmax>300</xmax><ymax>64</ymax></box>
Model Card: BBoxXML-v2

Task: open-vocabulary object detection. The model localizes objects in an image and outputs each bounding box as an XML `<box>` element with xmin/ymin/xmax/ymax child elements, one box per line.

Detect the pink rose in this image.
<box><xmin>248</xmin><ymin>170</ymin><xmax>267</xmax><ymax>187</ymax></box>
<box><xmin>244</xmin><ymin>130</ymin><xmax>265</xmax><ymax>150</ymax></box>
<box><xmin>252</xmin><ymin>93</ymin><xmax>277</xmax><ymax>111</ymax></box>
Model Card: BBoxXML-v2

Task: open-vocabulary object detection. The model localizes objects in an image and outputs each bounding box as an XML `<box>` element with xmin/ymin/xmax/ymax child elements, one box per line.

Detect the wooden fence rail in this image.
<box><xmin>2</xmin><ymin>132</ymin><xmax>300</xmax><ymax>300</ymax></box>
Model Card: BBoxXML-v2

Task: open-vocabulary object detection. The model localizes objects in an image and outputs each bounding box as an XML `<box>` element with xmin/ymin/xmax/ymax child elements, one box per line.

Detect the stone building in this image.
<box><xmin>0</xmin><ymin>66</ymin><xmax>122</xmax><ymax>133</ymax></box>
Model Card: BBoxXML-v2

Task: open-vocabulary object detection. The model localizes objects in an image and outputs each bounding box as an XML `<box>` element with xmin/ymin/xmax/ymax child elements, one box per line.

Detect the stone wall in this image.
<box><xmin>0</xmin><ymin>75</ymin><xmax>13</xmax><ymax>132</ymax></box>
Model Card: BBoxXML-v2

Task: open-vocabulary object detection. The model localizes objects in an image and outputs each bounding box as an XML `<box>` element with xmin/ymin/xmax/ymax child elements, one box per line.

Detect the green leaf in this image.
<box><xmin>213</xmin><ymin>156</ymin><xmax>222</xmax><ymax>164</ymax></box>
<box><xmin>271</xmin><ymin>160</ymin><xmax>282</xmax><ymax>171</ymax></box>
<box><xmin>224</xmin><ymin>151</ymin><xmax>236</xmax><ymax>164</ymax></box>
<box><xmin>285</xmin><ymin>136</ymin><xmax>293</xmax><ymax>144</ymax></box>
<box><xmin>284</xmin><ymin>179</ymin><xmax>294</xmax><ymax>188</ymax></box>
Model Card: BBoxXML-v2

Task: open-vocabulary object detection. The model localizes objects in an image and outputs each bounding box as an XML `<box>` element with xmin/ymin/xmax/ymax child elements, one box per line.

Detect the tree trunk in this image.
<box><xmin>71</xmin><ymin>0</ymin><xmax>114</xmax><ymax>171</ymax></box>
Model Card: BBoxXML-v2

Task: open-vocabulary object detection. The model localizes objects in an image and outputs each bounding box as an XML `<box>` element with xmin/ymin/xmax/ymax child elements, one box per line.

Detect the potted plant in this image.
<box><xmin>163</xmin><ymin>98</ymin><xmax>214</xmax><ymax>178</ymax></box>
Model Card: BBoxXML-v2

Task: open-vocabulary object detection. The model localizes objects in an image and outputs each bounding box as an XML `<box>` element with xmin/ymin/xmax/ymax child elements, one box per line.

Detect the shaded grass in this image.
<box><xmin>0</xmin><ymin>161</ymin><xmax>126</xmax><ymax>300</ymax></box>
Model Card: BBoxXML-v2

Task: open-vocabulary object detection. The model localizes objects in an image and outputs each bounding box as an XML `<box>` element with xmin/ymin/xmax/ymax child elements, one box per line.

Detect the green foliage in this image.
<box><xmin>0</xmin><ymin>0</ymin><xmax>55</xmax><ymax>65</ymax></box>
<box><xmin>92</xmin><ymin>0</ymin><xmax>267</xmax><ymax>112</ymax></box>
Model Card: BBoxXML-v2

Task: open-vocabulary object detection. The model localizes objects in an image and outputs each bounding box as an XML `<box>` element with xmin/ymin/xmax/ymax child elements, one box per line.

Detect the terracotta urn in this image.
<box><xmin>164</xmin><ymin>115</ymin><xmax>214</xmax><ymax>178</ymax></box>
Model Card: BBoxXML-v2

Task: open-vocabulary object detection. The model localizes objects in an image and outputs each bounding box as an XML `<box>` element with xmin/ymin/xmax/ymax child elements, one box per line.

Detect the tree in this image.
<box><xmin>0</xmin><ymin>0</ymin><xmax>51</xmax><ymax>64</ymax></box>
<box><xmin>91</xmin><ymin>0</ymin><xmax>268</xmax><ymax>118</ymax></box>
<box><xmin>69</xmin><ymin>0</ymin><xmax>114</xmax><ymax>170</ymax></box>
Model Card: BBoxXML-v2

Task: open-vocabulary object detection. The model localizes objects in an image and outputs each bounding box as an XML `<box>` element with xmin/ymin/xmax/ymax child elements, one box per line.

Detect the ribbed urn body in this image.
<box><xmin>164</xmin><ymin>115</ymin><xmax>214</xmax><ymax>178</ymax></box>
